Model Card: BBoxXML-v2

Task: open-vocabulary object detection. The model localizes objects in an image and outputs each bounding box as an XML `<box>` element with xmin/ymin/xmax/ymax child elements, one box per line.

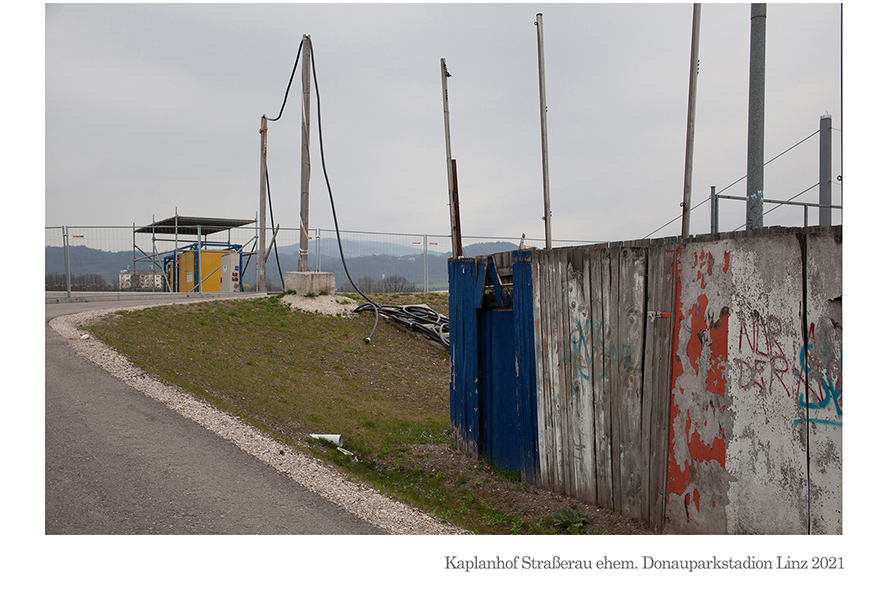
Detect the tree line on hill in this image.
<box><xmin>45</xmin><ymin>240</ymin><xmax>520</xmax><ymax>293</ymax></box>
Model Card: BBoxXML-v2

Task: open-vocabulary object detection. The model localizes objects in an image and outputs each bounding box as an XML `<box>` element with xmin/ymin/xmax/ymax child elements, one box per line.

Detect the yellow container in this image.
<box><xmin>177</xmin><ymin>250</ymin><xmax>232</xmax><ymax>292</ymax></box>
<box><xmin>178</xmin><ymin>251</ymin><xmax>196</xmax><ymax>292</ymax></box>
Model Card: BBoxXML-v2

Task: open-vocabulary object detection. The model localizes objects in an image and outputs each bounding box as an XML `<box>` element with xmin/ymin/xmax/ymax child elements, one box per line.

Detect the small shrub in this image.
<box><xmin>552</xmin><ymin>505</ymin><xmax>588</xmax><ymax>534</ymax></box>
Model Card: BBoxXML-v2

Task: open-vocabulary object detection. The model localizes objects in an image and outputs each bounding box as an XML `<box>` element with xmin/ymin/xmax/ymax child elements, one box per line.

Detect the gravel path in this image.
<box><xmin>49</xmin><ymin>304</ymin><xmax>469</xmax><ymax>535</ymax></box>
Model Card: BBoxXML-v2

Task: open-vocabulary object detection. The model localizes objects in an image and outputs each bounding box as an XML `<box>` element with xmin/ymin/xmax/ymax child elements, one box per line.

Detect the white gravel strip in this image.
<box><xmin>49</xmin><ymin>304</ymin><xmax>470</xmax><ymax>535</ymax></box>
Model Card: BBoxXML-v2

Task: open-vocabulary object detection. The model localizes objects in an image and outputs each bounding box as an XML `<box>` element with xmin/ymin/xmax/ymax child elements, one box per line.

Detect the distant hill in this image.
<box><xmin>460</xmin><ymin>241</ymin><xmax>521</xmax><ymax>258</ymax></box>
<box><xmin>276</xmin><ymin>237</ymin><xmax>426</xmax><ymax>259</ymax></box>
<box><xmin>45</xmin><ymin>246</ymin><xmax>135</xmax><ymax>283</ymax></box>
<box><xmin>45</xmin><ymin>238</ymin><xmax>523</xmax><ymax>292</ymax></box>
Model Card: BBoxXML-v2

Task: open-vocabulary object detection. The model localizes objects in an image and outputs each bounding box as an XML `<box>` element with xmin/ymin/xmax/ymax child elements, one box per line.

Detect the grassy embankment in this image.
<box><xmin>84</xmin><ymin>293</ymin><xmax>647</xmax><ymax>535</ymax></box>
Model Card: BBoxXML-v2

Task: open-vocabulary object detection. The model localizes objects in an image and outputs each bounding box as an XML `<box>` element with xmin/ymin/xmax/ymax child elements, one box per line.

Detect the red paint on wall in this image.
<box><xmin>723</xmin><ymin>251</ymin><xmax>731</xmax><ymax>273</ymax></box>
<box><xmin>686</xmin><ymin>294</ymin><xmax>709</xmax><ymax>374</ymax></box>
<box><xmin>706</xmin><ymin>307</ymin><xmax>729</xmax><ymax>396</ymax></box>
<box><xmin>693</xmin><ymin>488</ymin><xmax>701</xmax><ymax>512</ymax></box>
<box><xmin>687</xmin><ymin>420</ymin><xmax>727</xmax><ymax>468</ymax></box>
<box><xmin>670</xmin><ymin>246</ymin><xmax>685</xmax><ymax>382</ymax></box>
<box><xmin>667</xmin><ymin>402</ymin><xmax>691</xmax><ymax>496</ymax></box>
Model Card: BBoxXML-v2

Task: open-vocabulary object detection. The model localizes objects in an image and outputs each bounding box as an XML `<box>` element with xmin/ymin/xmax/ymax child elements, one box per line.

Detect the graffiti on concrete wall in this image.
<box><xmin>733</xmin><ymin>311</ymin><xmax>793</xmax><ymax>398</ymax></box>
<box><xmin>732</xmin><ymin>312</ymin><xmax>842</xmax><ymax>426</ymax></box>
<box><xmin>795</xmin><ymin>322</ymin><xmax>843</xmax><ymax>426</ymax></box>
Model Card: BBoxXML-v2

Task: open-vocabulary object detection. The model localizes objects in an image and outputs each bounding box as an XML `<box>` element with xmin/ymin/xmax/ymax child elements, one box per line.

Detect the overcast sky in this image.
<box><xmin>43</xmin><ymin>2</ymin><xmax>846</xmax><ymax>247</ymax></box>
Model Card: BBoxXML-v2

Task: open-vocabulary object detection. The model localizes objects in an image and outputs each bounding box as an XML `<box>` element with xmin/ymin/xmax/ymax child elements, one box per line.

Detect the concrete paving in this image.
<box><xmin>45</xmin><ymin>295</ymin><xmax>385</xmax><ymax>534</ymax></box>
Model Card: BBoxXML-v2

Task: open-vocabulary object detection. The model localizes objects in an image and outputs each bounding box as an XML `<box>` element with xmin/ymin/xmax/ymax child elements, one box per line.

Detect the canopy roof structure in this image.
<box><xmin>135</xmin><ymin>215</ymin><xmax>254</xmax><ymax>237</ymax></box>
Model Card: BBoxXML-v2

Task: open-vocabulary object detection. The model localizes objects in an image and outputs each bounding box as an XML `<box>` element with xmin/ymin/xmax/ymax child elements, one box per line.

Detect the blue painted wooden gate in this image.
<box><xmin>449</xmin><ymin>252</ymin><xmax>538</xmax><ymax>480</ymax></box>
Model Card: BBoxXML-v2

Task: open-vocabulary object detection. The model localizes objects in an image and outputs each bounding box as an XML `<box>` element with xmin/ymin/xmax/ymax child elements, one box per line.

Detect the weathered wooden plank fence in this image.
<box><xmin>449</xmin><ymin>225</ymin><xmax>842</xmax><ymax>534</ymax></box>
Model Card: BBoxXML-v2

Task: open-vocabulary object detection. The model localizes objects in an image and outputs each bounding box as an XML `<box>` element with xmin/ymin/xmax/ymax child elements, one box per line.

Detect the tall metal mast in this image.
<box><xmin>746</xmin><ymin>4</ymin><xmax>766</xmax><ymax>230</ymax></box>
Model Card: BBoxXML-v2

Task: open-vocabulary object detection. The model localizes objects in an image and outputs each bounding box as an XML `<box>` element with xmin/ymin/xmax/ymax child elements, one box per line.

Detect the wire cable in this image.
<box><xmin>262</xmin><ymin>37</ymin><xmax>450</xmax><ymax>345</ymax></box>
<box><xmin>308</xmin><ymin>41</ymin><xmax>449</xmax><ymax>345</ymax></box>
<box><xmin>265</xmin><ymin>166</ymin><xmax>285</xmax><ymax>288</ymax></box>
<box><xmin>729</xmin><ymin>182</ymin><xmax>821</xmax><ymax>232</ymax></box>
<box><xmin>265</xmin><ymin>38</ymin><xmax>305</xmax><ymax>122</ymax></box>
<box><xmin>643</xmin><ymin>129</ymin><xmax>822</xmax><ymax>239</ymax></box>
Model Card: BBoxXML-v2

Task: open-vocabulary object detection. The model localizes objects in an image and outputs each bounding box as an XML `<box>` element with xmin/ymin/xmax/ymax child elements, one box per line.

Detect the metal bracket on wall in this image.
<box><xmin>648</xmin><ymin>311</ymin><xmax>673</xmax><ymax>320</ymax></box>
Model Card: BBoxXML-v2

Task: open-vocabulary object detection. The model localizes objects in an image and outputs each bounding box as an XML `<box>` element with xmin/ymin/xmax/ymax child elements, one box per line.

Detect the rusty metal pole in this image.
<box><xmin>681</xmin><ymin>4</ymin><xmax>702</xmax><ymax>239</ymax></box>
<box><xmin>451</xmin><ymin>159</ymin><xmax>463</xmax><ymax>258</ymax></box>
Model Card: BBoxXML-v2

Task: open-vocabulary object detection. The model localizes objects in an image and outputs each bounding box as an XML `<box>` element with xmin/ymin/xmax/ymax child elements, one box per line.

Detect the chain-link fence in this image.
<box><xmin>45</xmin><ymin>224</ymin><xmax>599</xmax><ymax>294</ymax></box>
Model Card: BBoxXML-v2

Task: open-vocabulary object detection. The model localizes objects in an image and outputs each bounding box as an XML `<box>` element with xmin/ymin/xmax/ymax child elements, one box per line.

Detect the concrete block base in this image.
<box><xmin>284</xmin><ymin>271</ymin><xmax>336</xmax><ymax>296</ymax></box>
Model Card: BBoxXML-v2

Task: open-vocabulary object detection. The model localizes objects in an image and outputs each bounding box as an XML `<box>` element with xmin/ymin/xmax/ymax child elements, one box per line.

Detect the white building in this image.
<box><xmin>119</xmin><ymin>269</ymin><xmax>164</xmax><ymax>290</ymax></box>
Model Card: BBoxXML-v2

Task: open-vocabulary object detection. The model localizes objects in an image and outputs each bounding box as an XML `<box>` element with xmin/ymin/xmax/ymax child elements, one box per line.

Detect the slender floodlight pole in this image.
<box><xmin>746</xmin><ymin>4</ymin><xmax>766</xmax><ymax>230</ymax></box>
<box><xmin>298</xmin><ymin>35</ymin><xmax>312</xmax><ymax>272</ymax></box>
<box><xmin>536</xmin><ymin>14</ymin><xmax>552</xmax><ymax>249</ymax></box>
<box><xmin>258</xmin><ymin>116</ymin><xmax>268</xmax><ymax>292</ymax></box>
<box><xmin>441</xmin><ymin>58</ymin><xmax>460</xmax><ymax>258</ymax></box>
<box><xmin>681</xmin><ymin>4</ymin><xmax>702</xmax><ymax>239</ymax></box>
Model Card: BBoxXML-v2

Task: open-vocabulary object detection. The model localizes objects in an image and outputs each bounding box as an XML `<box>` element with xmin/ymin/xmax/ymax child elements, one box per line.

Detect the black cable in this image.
<box><xmin>308</xmin><ymin>42</ymin><xmax>449</xmax><ymax>346</ymax></box>
<box><xmin>353</xmin><ymin>303</ymin><xmax>450</xmax><ymax>347</ymax></box>
<box><xmin>307</xmin><ymin>41</ymin><xmax>382</xmax><ymax>343</ymax></box>
<box><xmin>265</xmin><ymin>38</ymin><xmax>305</xmax><ymax>122</ymax></box>
<box><xmin>262</xmin><ymin>37</ymin><xmax>449</xmax><ymax>345</ymax></box>
<box><xmin>261</xmin><ymin>36</ymin><xmax>303</xmax><ymax>289</ymax></box>
<box><xmin>265</xmin><ymin>166</ymin><xmax>285</xmax><ymax>288</ymax></box>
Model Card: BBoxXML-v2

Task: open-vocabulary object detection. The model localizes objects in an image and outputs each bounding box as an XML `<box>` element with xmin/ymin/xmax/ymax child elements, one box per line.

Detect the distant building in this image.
<box><xmin>119</xmin><ymin>269</ymin><xmax>164</xmax><ymax>290</ymax></box>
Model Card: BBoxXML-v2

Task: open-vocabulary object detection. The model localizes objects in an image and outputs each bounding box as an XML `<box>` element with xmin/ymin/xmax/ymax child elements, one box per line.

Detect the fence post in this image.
<box><xmin>63</xmin><ymin>226</ymin><xmax>71</xmax><ymax>298</ymax></box>
<box><xmin>424</xmin><ymin>234</ymin><xmax>429</xmax><ymax>293</ymax></box>
<box><xmin>316</xmin><ymin>228</ymin><xmax>321</xmax><ymax>272</ymax></box>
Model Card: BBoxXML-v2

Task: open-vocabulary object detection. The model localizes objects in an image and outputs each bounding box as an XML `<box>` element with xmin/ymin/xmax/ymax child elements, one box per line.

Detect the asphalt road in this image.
<box><xmin>45</xmin><ymin>297</ymin><xmax>386</xmax><ymax>534</ymax></box>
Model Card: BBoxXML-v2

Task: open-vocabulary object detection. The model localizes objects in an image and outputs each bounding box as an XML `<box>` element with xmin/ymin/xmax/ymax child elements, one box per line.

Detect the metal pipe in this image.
<box><xmin>175</xmin><ymin>208</ymin><xmax>179</xmax><ymax>292</ymax></box>
<box><xmin>819</xmin><ymin>114</ymin><xmax>832</xmax><ymax>226</ymax></box>
<box><xmin>196</xmin><ymin>224</ymin><xmax>202</xmax><ymax>293</ymax></box>
<box><xmin>710</xmin><ymin>186</ymin><xmax>719</xmax><ymax>233</ymax></box>
<box><xmin>746</xmin><ymin>4</ymin><xmax>767</xmax><ymax>230</ymax></box>
<box><xmin>298</xmin><ymin>35</ymin><xmax>312</xmax><ymax>272</ymax></box>
<box><xmin>63</xmin><ymin>226</ymin><xmax>71</xmax><ymax>298</ymax></box>
<box><xmin>422</xmin><ymin>235</ymin><xmax>428</xmax><ymax>293</ymax></box>
<box><xmin>536</xmin><ymin>13</ymin><xmax>552</xmax><ymax>249</ymax></box>
<box><xmin>681</xmin><ymin>4</ymin><xmax>702</xmax><ymax>239</ymax></box>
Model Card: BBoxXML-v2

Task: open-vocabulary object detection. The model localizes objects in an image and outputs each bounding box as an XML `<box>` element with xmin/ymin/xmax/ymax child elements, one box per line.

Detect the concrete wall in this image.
<box><xmin>448</xmin><ymin>225</ymin><xmax>842</xmax><ymax>534</ymax></box>
<box><xmin>665</xmin><ymin>227</ymin><xmax>842</xmax><ymax>534</ymax></box>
